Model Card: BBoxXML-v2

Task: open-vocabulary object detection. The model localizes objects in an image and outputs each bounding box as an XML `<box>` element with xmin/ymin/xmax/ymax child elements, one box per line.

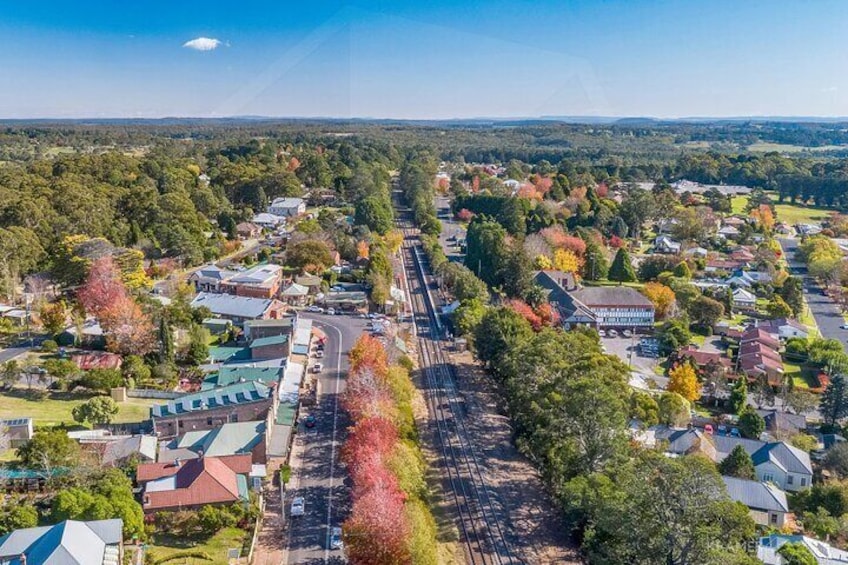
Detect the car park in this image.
<box><xmin>291</xmin><ymin>497</ymin><xmax>305</xmax><ymax>517</ymax></box>
<box><xmin>330</xmin><ymin>527</ymin><xmax>343</xmax><ymax>550</ymax></box>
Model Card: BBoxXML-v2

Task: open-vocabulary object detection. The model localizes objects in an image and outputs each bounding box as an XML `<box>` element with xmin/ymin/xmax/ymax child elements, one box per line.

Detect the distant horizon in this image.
<box><xmin>4</xmin><ymin>114</ymin><xmax>848</xmax><ymax>125</ymax></box>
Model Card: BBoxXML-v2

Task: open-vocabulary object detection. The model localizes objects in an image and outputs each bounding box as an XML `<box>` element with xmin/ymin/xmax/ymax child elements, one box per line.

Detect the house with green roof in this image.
<box><xmin>159</xmin><ymin>420</ymin><xmax>268</xmax><ymax>464</ymax></box>
<box><xmin>201</xmin><ymin>365</ymin><xmax>284</xmax><ymax>391</ymax></box>
<box><xmin>150</xmin><ymin>381</ymin><xmax>276</xmax><ymax>438</ymax></box>
<box><xmin>249</xmin><ymin>333</ymin><xmax>290</xmax><ymax>360</ymax></box>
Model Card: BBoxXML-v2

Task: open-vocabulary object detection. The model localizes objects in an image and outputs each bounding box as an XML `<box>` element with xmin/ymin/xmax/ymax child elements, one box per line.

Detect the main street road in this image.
<box><xmin>283</xmin><ymin>313</ymin><xmax>368</xmax><ymax>565</ymax></box>
<box><xmin>778</xmin><ymin>237</ymin><xmax>848</xmax><ymax>351</ymax></box>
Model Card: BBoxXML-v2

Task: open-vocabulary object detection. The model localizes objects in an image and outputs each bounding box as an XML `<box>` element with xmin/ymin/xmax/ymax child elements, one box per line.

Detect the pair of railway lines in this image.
<box><xmin>397</xmin><ymin>213</ymin><xmax>515</xmax><ymax>565</ymax></box>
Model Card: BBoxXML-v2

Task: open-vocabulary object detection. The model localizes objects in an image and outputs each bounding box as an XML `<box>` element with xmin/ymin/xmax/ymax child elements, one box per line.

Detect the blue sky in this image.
<box><xmin>2</xmin><ymin>0</ymin><xmax>848</xmax><ymax>119</ymax></box>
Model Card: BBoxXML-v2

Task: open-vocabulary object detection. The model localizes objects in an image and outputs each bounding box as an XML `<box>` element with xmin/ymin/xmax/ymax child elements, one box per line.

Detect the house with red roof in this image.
<box><xmin>137</xmin><ymin>454</ymin><xmax>252</xmax><ymax>513</ymax></box>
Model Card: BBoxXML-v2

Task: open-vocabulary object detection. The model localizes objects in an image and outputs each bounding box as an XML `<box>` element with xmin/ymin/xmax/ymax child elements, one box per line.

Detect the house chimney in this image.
<box><xmin>19</xmin><ymin>554</ymin><xmax>26</xmax><ymax>565</ymax></box>
<box><xmin>197</xmin><ymin>449</ymin><xmax>204</xmax><ymax>459</ymax></box>
<box><xmin>174</xmin><ymin>458</ymin><xmax>181</xmax><ymax>468</ymax></box>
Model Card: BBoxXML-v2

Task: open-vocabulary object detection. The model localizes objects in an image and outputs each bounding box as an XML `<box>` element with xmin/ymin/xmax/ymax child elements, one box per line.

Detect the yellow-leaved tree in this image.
<box><xmin>668</xmin><ymin>363</ymin><xmax>701</xmax><ymax>403</ymax></box>
<box><xmin>553</xmin><ymin>249</ymin><xmax>581</xmax><ymax>273</ymax></box>
<box><xmin>642</xmin><ymin>282</ymin><xmax>676</xmax><ymax>319</ymax></box>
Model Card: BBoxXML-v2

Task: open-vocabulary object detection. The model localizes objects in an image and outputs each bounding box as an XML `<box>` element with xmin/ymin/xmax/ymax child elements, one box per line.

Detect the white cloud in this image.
<box><xmin>183</xmin><ymin>37</ymin><xmax>222</xmax><ymax>51</ymax></box>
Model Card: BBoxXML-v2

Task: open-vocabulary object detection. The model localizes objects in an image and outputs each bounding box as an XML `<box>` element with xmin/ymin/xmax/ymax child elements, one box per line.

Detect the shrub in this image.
<box><xmin>41</xmin><ymin>339</ymin><xmax>58</xmax><ymax>352</ymax></box>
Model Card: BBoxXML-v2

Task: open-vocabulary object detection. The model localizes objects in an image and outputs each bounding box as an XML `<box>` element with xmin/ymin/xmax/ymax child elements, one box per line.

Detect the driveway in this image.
<box><xmin>778</xmin><ymin>237</ymin><xmax>848</xmax><ymax>351</ymax></box>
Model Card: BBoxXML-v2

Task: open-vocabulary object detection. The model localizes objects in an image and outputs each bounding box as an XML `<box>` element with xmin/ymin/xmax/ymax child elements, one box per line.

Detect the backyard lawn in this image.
<box><xmin>145</xmin><ymin>527</ymin><xmax>249</xmax><ymax>565</ymax></box>
<box><xmin>0</xmin><ymin>389</ymin><xmax>157</xmax><ymax>427</ymax></box>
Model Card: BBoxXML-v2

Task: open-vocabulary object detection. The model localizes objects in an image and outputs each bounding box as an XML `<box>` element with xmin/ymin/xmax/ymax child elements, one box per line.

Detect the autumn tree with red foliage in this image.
<box><xmin>456</xmin><ymin>208</ymin><xmax>475</xmax><ymax>222</ymax></box>
<box><xmin>341</xmin><ymin>336</ymin><xmax>419</xmax><ymax>563</ymax></box>
<box><xmin>78</xmin><ymin>257</ymin><xmax>128</xmax><ymax>318</ymax></box>
<box><xmin>349</xmin><ymin>334</ymin><xmax>389</xmax><ymax>378</ymax></box>
<box><xmin>78</xmin><ymin>256</ymin><xmax>156</xmax><ymax>356</ymax></box>
<box><xmin>344</xmin><ymin>482</ymin><xmax>411</xmax><ymax>564</ymax></box>
<box><xmin>100</xmin><ymin>294</ymin><xmax>157</xmax><ymax>356</ymax></box>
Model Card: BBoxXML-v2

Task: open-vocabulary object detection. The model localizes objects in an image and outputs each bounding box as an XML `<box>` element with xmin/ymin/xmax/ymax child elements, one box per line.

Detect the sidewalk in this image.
<box><xmin>252</xmin><ymin>482</ymin><xmax>285</xmax><ymax>565</ymax></box>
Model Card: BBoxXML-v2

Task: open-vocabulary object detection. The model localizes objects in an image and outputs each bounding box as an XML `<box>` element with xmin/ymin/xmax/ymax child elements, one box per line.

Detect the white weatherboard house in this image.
<box><xmin>268</xmin><ymin>197</ymin><xmax>306</xmax><ymax>218</ymax></box>
<box><xmin>656</xmin><ymin>428</ymin><xmax>812</xmax><ymax>492</ymax></box>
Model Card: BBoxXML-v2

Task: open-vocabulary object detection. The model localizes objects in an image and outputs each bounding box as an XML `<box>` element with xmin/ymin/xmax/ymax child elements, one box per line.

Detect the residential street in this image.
<box><xmin>282</xmin><ymin>313</ymin><xmax>366</xmax><ymax>564</ymax></box>
<box><xmin>778</xmin><ymin>237</ymin><xmax>848</xmax><ymax>351</ymax></box>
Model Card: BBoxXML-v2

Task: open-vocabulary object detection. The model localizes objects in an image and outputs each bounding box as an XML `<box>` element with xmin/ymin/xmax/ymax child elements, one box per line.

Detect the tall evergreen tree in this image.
<box><xmin>582</xmin><ymin>242</ymin><xmax>609</xmax><ymax>281</ymax></box>
<box><xmin>729</xmin><ymin>377</ymin><xmax>748</xmax><ymax>415</ymax></box>
<box><xmin>778</xmin><ymin>276</ymin><xmax>805</xmax><ymax>317</ymax></box>
<box><xmin>821</xmin><ymin>374</ymin><xmax>848</xmax><ymax>427</ymax></box>
<box><xmin>608</xmin><ymin>247</ymin><xmax>636</xmax><ymax>284</ymax></box>
<box><xmin>159</xmin><ymin>316</ymin><xmax>174</xmax><ymax>364</ymax></box>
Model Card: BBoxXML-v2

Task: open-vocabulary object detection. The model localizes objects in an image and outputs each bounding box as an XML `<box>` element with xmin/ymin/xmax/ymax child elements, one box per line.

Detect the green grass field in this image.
<box><xmin>145</xmin><ymin>527</ymin><xmax>248</xmax><ymax>565</ymax></box>
<box><xmin>730</xmin><ymin>193</ymin><xmax>833</xmax><ymax>225</ymax></box>
<box><xmin>0</xmin><ymin>389</ymin><xmax>157</xmax><ymax>427</ymax></box>
<box><xmin>731</xmin><ymin>195</ymin><xmax>749</xmax><ymax>214</ymax></box>
<box><xmin>773</xmin><ymin>202</ymin><xmax>834</xmax><ymax>225</ymax></box>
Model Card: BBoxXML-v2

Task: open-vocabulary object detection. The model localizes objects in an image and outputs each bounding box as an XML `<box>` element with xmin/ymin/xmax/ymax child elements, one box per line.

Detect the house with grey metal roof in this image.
<box><xmin>0</xmin><ymin>418</ymin><xmax>33</xmax><ymax>448</ymax></box>
<box><xmin>722</xmin><ymin>476</ymin><xmax>790</xmax><ymax>528</ymax></box>
<box><xmin>0</xmin><ymin>519</ymin><xmax>123</xmax><ymax>565</ymax></box>
<box><xmin>654</xmin><ymin>427</ymin><xmax>812</xmax><ymax>491</ymax></box>
<box><xmin>188</xmin><ymin>264</ymin><xmax>239</xmax><ymax>293</ymax></box>
<box><xmin>268</xmin><ymin>197</ymin><xmax>305</xmax><ymax>218</ymax></box>
<box><xmin>190</xmin><ymin>292</ymin><xmax>285</xmax><ymax>325</ymax></box>
<box><xmin>243</xmin><ymin>317</ymin><xmax>295</xmax><ymax>341</ymax></box>
<box><xmin>159</xmin><ymin>420</ymin><xmax>267</xmax><ymax>464</ymax></box>
<box><xmin>101</xmin><ymin>435</ymin><xmax>157</xmax><ymax>467</ymax></box>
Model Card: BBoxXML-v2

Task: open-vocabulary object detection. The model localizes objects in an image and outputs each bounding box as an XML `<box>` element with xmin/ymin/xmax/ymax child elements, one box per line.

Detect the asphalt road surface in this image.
<box><xmin>435</xmin><ymin>196</ymin><xmax>466</xmax><ymax>262</ymax></box>
<box><xmin>283</xmin><ymin>313</ymin><xmax>368</xmax><ymax>565</ymax></box>
<box><xmin>778</xmin><ymin>237</ymin><xmax>848</xmax><ymax>351</ymax></box>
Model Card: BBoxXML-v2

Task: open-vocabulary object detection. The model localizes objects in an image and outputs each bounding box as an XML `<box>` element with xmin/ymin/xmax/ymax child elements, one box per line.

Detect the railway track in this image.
<box><xmin>397</xmin><ymin>212</ymin><xmax>515</xmax><ymax>565</ymax></box>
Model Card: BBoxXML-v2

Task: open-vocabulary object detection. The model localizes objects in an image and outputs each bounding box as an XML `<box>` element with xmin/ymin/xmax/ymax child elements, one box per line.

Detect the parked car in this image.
<box><xmin>312</xmin><ymin>363</ymin><xmax>323</xmax><ymax>373</ymax></box>
<box><xmin>304</xmin><ymin>415</ymin><xmax>317</xmax><ymax>428</ymax></box>
<box><xmin>316</xmin><ymin>350</ymin><xmax>325</xmax><ymax>358</ymax></box>
<box><xmin>327</xmin><ymin>308</ymin><xmax>336</xmax><ymax>315</ymax></box>
<box><xmin>622</xmin><ymin>329</ymin><xmax>632</xmax><ymax>338</ymax></box>
<box><xmin>307</xmin><ymin>306</ymin><xmax>323</xmax><ymax>313</ymax></box>
<box><xmin>841</xmin><ymin>324</ymin><xmax>848</xmax><ymax>330</ymax></box>
<box><xmin>608</xmin><ymin>329</ymin><xmax>619</xmax><ymax>338</ymax></box>
<box><xmin>330</xmin><ymin>527</ymin><xmax>343</xmax><ymax>550</ymax></box>
<box><xmin>598</xmin><ymin>330</ymin><xmax>606</xmax><ymax>338</ymax></box>
<box><xmin>291</xmin><ymin>497</ymin><xmax>305</xmax><ymax>517</ymax></box>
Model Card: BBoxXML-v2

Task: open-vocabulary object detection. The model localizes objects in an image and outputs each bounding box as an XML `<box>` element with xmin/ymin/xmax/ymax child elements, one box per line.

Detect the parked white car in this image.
<box><xmin>330</xmin><ymin>526</ymin><xmax>343</xmax><ymax>550</ymax></box>
<box><xmin>312</xmin><ymin>363</ymin><xmax>323</xmax><ymax>373</ymax></box>
<box><xmin>291</xmin><ymin>497</ymin><xmax>305</xmax><ymax>517</ymax></box>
